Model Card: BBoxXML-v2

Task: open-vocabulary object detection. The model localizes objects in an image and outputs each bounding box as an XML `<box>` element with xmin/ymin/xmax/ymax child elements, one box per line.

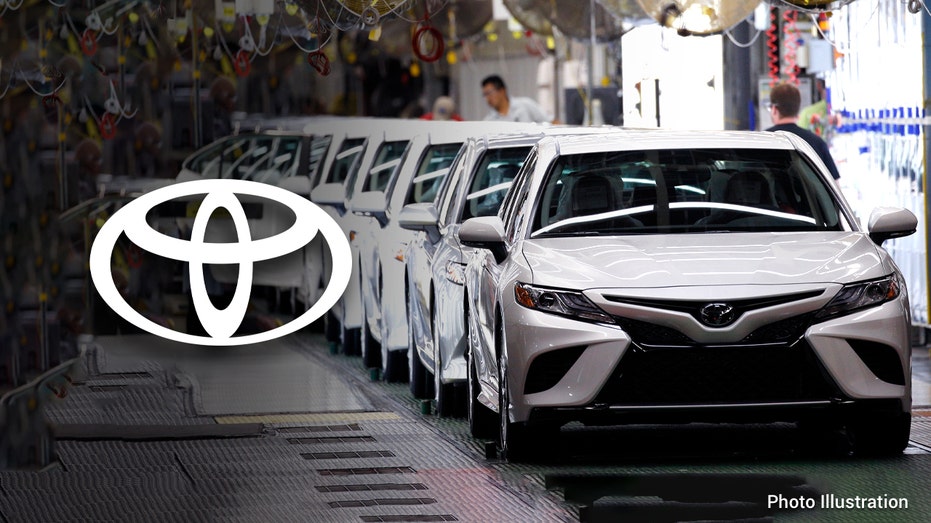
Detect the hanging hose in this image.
<box><xmin>766</xmin><ymin>8</ymin><xmax>780</xmax><ymax>86</ymax></box>
<box><xmin>412</xmin><ymin>10</ymin><xmax>443</xmax><ymax>63</ymax></box>
<box><xmin>307</xmin><ymin>50</ymin><xmax>331</xmax><ymax>76</ymax></box>
<box><xmin>782</xmin><ymin>9</ymin><xmax>799</xmax><ymax>85</ymax></box>
<box><xmin>413</xmin><ymin>23</ymin><xmax>443</xmax><ymax>62</ymax></box>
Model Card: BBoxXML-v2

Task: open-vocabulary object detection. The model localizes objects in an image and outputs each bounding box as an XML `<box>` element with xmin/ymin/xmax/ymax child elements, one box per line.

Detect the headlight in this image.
<box><xmin>815</xmin><ymin>273</ymin><xmax>902</xmax><ymax>320</ymax></box>
<box><xmin>514</xmin><ymin>282</ymin><xmax>614</xmax><ymax>324</ymax></box>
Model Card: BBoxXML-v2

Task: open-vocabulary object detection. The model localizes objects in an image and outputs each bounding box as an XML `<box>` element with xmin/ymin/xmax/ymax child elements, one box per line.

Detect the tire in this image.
<box><xmin>409</xmin><ymin>292</ymin><xmax>433</xmax><ymax>399</ymax></box>
<box><xmin>494</xmin><ymin>317</ymin><xmax>558</xmax><ymax>462</ymax></box>
<box><xmin>340</xmin><ymin>321</ymin><xmax>360</xmax><ymax>356</ymax></box>
<box><xmin>378</xmin><ymin>266</ymin><xmax>406</xmax><ymax>382</ymax></box>
<box><xmin>498</xmin><ymin>350</ymin><xmax>531</xmax><ymax>462</ymax></box>
<box><xmin>433</xmin><ymin>301</ymin><xmax>462</xmax><ymax>417</ymax></box>
<box><xmin>383</xmin><ymin>349</ymin><xmax>408</xmax><ymax>383</ymax></box>
<box><xmin>468</xmin><ymin>346</ymin><xmax>498</xmax><ymax>440</ymax></box>
<box><xmin>361</xmin><ymin>307</ymin><xmax>381</xmax><ymax>369</ymax></box>
<box><xmin>324</xmin><ymin>310</ymin><xmax>340</xmax><ymax>344</ymax></box>
<box><xmin>848</xmin><ymin>411</ymin><xmax>911</xmax><ymax>457</ymax></box>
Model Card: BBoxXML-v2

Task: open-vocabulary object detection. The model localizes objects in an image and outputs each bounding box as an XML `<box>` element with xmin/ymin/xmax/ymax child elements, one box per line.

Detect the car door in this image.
<box><xmin>468</xmin><ymin>151</ymin><xmax>538</xmax><ymax>397</ymax></box>
<box><xmin>432</xmin><ymin>143</ymin><xmax>535</xmax><ymax>379</ymax></box>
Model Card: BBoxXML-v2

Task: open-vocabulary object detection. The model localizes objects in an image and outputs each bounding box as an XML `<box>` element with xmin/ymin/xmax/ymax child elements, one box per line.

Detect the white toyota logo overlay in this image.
<box><xmin>89</xmin><ymin>180</ymin><xmax>352</xmax><ymax>346</ymax></box>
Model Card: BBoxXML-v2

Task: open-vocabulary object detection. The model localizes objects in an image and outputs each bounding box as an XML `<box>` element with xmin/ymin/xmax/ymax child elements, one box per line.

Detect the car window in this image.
<box><xmin>325</xmin><ymin>137</ymin><xmax>365</xmax><ymax>185</ymax></box>
<box><xmin>193</xmin><ymin>135</ymin><xmax>301</xmax><ymax>184</ymax></box>
<box><xmin>259</xmin><ymin>136</ymin><xmax>303</xmax><ymax>183</ymax></box>
<box><xmin>502</xmin><ymin>153</ymin><xmax>537</xmax><ymax>243</ymax></box>
<box><xmin>187</xmin><ymin>136</ymin><xmax>258</xmax><ymax>179</ymax></box>
<box><xmin>438</xmin><ymin>143</ymin><xmax>474</xmax><ymax>227</ymax></box>
<box><xmin>531</xmin><ymin>148</ymin><xmax>844</xmax><ymax>237</ymax></box>
<box><xmin>362</xmin><ymin>140</ymin><xmax>409</xmax><ymax>193</ymax></box>
<box><xmin>185</xmin><ymin>140</ymin><xmax>228</xmax><ymax>177</ymax></box>
<box><xmin>404</xmin><ymin>142</ymin><xmax>463</xmax><ymax>206</ymax></box>
<box><xmin>308</xmin><ymin>135</ymin><xmax>332</xmax><ymax>183</ymax></box>
<box><xmin>460</xmin><ymin>145</ymin><xmax>533</xmax><ymax>222</ymax></box>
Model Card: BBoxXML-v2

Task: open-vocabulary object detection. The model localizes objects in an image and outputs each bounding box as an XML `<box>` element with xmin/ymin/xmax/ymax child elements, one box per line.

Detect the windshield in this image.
<box><xmin>531</xmin><ymin>148</ymin><xmax>845</xmax><ymax>237</ymax></box>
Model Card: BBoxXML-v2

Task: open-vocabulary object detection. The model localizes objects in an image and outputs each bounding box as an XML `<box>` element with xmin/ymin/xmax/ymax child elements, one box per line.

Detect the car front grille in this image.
<box><xmin>593</xmin><ymin>339</ymin><xmax>841</xmax><ymax>406</ymax></box>
<box><xmin>603</xmin><ymin>290</ymin><xmax>823</xmax><ymax>326</ymax></box>
<box><xmin>615</xmin><ymin>312</ymin><xmax>816</xmax><ymax>349</ymax></box>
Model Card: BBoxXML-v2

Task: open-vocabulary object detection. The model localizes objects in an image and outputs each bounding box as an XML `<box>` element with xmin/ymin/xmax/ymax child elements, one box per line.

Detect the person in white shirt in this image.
<box><xmin>481</xmin><ymin>74</ymin><xmax>553</xmax><ymax>123</ymax></box>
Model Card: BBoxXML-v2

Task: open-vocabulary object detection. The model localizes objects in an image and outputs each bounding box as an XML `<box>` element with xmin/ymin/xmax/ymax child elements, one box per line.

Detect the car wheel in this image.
<box><xmin>340</xmin><ymin>321</ymin><xmax>360</xmax><ymax>356</ymax></box>
<box><xmin>408</xmin><ymin>292</ymin><xmax>433</xmax><ymax>399</ymax></box>
<box><xmin>324</xmin><ymin>310</ymin><xmax>340</xmax><ymax>345</ymax></box>
<box><xmin>498</xmin><ymin>353</ymin><xmax>530</xmax><ymax>462</ymax></box>
<box><xmin>383</xmin><ymin>350</ymin><xmax>408</xmax><ymax>383</ymax></box>
<box><xmin>360</xmin><ymin>299</ymin><xmax>381</xmax><ymax>369</ymax></box>
<box><xmin>433</xmin><ymin>302</ymin><xmax>462</xmax><ymax>417</ymax></box>
<box><xmin>496</xmin><ymin>320</ymin><xmax>533</xmax><ymax>462</ymax></box>
<box><xmin>468</xmin><ymin>346</ymin><xmax>498</xmax><ymax>440</ymax></box>
<box><xmin>848</xmin><ymin>411</ymin><xmax>911</xmax><ymax>457</ymax></box>
<box><xmin>377</xmin><ymin>266</ymin><xmax>407</xmax><ymax>382</ymax></box>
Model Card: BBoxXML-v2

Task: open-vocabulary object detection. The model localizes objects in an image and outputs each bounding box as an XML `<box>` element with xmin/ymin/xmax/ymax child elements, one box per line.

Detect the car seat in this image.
<box><xmin>571</xmin><ymin>174</ymin><xmax>617</xmax><ymax>217</ymax></box>
<box><xmin>470</xmin><ymin>163</ymin><xmax>519</xmax><ymax>218</ymax></box>
<box><xmin>723</xmin><ymin>171</ymin><xmax>776</xmax><ymax>208</ymax></box>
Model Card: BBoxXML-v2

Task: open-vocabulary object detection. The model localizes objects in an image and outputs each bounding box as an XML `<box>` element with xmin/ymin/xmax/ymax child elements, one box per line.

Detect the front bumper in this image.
<box><xmin>503</xmin><ymin>296</ymin><xmax>911</xmax><ymax>425</ymax></box>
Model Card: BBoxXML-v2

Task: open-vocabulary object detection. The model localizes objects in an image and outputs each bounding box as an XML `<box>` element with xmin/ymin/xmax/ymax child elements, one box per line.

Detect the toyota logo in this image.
<box><xmin>699</xmin><ymin>303</ymin><xmax>736</xmax><ymax>328</ymax></box>
<box><xmin>89</xmin><ymin>179</ymin><xmax>351</xmax><ymax>346</ymax></box>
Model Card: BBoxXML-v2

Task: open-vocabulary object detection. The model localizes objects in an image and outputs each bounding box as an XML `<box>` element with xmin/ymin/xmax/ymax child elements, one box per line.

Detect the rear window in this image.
<box><xmin>531</xmin><ymin>148</ymin><xmax>845</xmax><ymax>237</ymax></box>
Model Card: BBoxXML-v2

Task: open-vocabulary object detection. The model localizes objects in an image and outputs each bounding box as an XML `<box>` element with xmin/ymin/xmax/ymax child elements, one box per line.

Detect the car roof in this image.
<box><xmin>539</xmin><ymin>128</ymin><xmax>798</xmax><ymax>154</ymax></box>
<box><xmin>465</xmin><ymin>124</ymin><xmax>626</xmax><ymax>150</ymax></box>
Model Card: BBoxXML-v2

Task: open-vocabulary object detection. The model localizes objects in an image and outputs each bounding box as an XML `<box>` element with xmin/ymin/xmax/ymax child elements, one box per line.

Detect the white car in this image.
<box><xmin>398</xmin><ymin>127</ymin><xmax>618</xmax><ymax>415</ymax></box>
<box><xmin>312</xmin><ymin>118</ymin><xmax>436</xmax><ymax>358</ymax></box>
<box><xmin>352</xmin><ymin>121</ymin><xmax>540</xmax><ymax>382</ymax></box>
<box><xmin>169</xmin><ymin>130</ymin><xmax>331</xmax><ymax>309</ymax></box>
<box><xmin>460</xmin><ymin>129</ymin><xmax>917</xmax><ymax>461</ymax></box>
<box><xmin>307</xmin><ymin>118</ymin><xmax>379</xmax><ymax>352</ymax></box>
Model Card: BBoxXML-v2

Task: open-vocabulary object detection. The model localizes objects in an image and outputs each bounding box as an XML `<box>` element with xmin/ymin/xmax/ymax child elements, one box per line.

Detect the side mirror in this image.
<box><xmin>459</xmin><ymin>216</ymin><xmax>507</xmax><ymax>264</ymax></box>
<box><xmin>311</xmin><ymin>182</ymin><xmax>347</xmax><ymax>215</ymax></box>
<box><xmin>350</xmin><ymin>191</ymin><xmax>388</xmax><ymax>227</ymax></box>
<box><xmin>399</xmin><ymin>203</ymin><xmax>440</xmax><ymax>242</ymax></box>
<box><xmin>868</xmin><ymin>207</ymin><xmax>917</xmax><ymax>245</ymax></box>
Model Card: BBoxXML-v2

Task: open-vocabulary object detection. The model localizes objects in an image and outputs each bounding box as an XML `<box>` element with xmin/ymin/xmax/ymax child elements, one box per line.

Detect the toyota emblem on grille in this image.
<box><xmin>699</xmin><ymin>303</ymin><xmax>736</xmax><ymax>327</ymax></box>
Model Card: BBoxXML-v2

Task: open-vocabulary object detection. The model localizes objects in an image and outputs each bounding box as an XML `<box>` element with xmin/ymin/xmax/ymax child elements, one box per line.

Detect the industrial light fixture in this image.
<box><xmin>635</xmin><ymin>0</ymin><xmax>762</xmax><ymax>36</ymax></box>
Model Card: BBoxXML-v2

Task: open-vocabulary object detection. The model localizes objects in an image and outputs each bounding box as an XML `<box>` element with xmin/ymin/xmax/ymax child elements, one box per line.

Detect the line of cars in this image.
<box><xmin>144</xmin><ymin>117</ymin><xmax>919</xmax><ymax>461</ymax></box>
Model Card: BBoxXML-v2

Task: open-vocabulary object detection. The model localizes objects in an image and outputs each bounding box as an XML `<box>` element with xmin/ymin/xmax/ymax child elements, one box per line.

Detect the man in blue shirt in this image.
<box><xmin>765</xmin><ymin>82</ymin><xmax>841</xmax><ymax>180</ymax></box>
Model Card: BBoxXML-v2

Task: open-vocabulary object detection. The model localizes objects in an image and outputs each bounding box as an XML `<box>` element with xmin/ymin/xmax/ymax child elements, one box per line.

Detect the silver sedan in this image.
<box><xmin>460</xmin><ymin>130</ymin><xmax>917</xmax><ymax>461</ymax></box>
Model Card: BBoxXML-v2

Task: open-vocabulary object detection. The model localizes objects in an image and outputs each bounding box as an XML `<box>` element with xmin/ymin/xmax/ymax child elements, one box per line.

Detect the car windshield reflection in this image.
<box><xmin>530</xmin><ymin>147</ymin><xmax>842</xmax><ymax>236</ymax></box>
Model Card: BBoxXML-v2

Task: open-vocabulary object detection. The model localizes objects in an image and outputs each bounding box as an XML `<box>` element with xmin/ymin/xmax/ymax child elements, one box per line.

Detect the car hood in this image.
<box><xmin>523</xmin><ymin>232</ymin><xmax>890</xmax><ymax>289</ymax></box>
